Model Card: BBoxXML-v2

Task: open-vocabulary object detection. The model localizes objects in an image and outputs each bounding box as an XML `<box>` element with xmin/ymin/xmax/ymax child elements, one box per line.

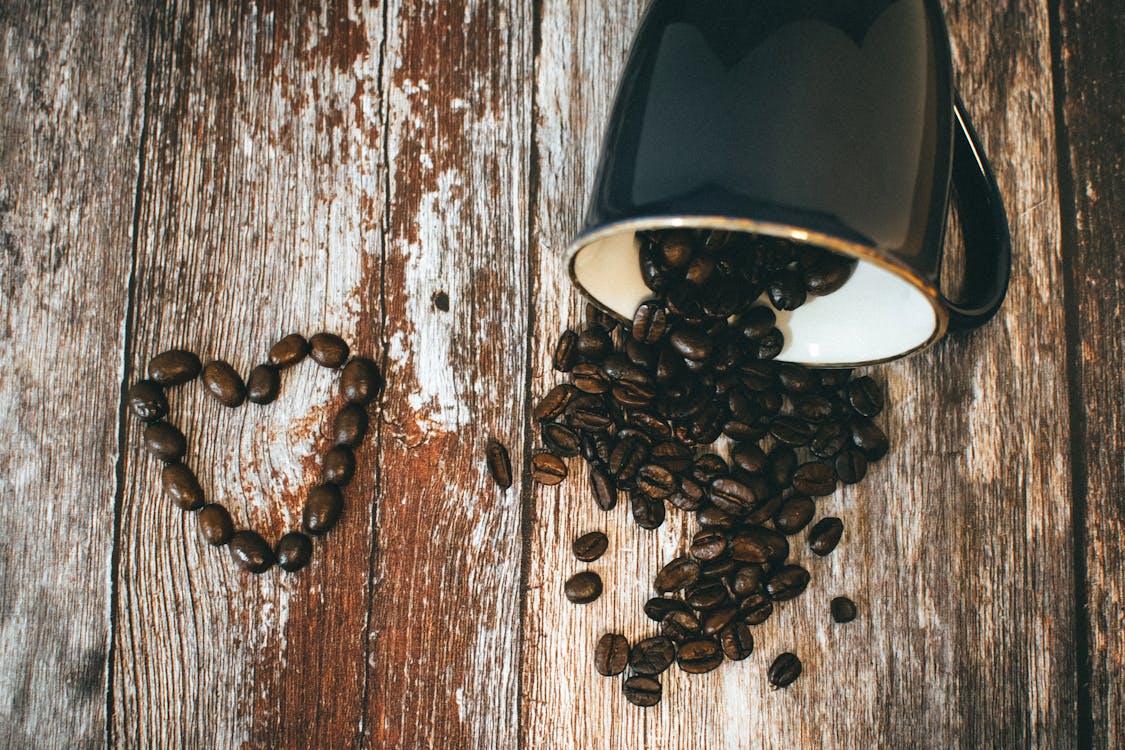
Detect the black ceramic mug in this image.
<box><xmin>566</xmin><ymin>0</ymin><xmax>1011</xmax><ymax>366</ymax></box>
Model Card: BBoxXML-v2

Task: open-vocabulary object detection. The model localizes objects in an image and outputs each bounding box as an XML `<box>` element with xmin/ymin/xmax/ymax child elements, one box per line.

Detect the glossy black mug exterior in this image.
<box><xmin>567</xmin><ymin>0</ymin><xmax>1011</xmax><ymax>366</ymax></box>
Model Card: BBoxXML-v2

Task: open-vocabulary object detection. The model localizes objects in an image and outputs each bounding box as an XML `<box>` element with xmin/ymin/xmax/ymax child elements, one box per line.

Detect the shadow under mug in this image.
<box><xmin>566</xmin><ymin>0</ymin><xmax>1011</xmax><ymax>366</ymax></box>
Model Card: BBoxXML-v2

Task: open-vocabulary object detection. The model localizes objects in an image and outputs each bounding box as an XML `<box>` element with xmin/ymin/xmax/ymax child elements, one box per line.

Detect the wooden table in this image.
<box><xmin>1</xmin><ymin>1</ymin><xmax>1121</xmax><ymax>747</ymax></box>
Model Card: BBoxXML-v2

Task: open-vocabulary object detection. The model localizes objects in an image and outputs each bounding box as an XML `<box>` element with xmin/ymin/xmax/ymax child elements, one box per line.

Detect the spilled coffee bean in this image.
<box><xmin>564</xmin><ymin>571</ymin><xmax>603</xmax><ymax>604</ymax></box>
<box><xmin>572</xmin><ymin>531</ymin><xmax>609</xmax><ymax>562</ymax></box>
<box><xmin>768</xmin><ymin>652</ymin><xmax>803</xmax><ymax>689</ymax></box>
<box><xmin>485</xmin><ymin>438</ymin><xmax>513</xmax><ymax>489</ymax></box>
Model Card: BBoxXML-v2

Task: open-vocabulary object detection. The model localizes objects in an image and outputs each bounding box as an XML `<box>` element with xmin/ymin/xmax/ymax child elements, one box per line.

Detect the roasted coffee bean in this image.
<box><xmin>564</xmin><ymin>571</ymin><xmax>602</xmax><ymax>604</ymax></box>
<box><xmin>602</xmin><ymin>354</ymin><xmax>651</xmax><ymax>385</ymax></box>
<box><xmin>700</xmin><ymin>557</ymin><xmax>738</xmax><ymax>580</ymax></box>
<box><xmin>768</xmin><ymin>446</ymin><xmax>799</xmax><ymax>488</ymax></box>
<box><xmin>831</xmin><ymin>596</ymin><xmax>858</xmax><ymax>623</ymax></box>
<box><xmin>668</xmin><ymin>327</ymin><xmax>712</xmax><ymax>361</ymax></box>
<box><xmin>161</xmin><ymin>463</ymin><xmax>204</xmax><ymax>510</ymax></box>
<box><xmin>340</xmin><ymin>357</ymin><xmax>382</xmax><ymax>405</ymax></box>
<box><xmin>609</xmin><ymin>437</ymin><xmax>649</xmax><ymax>481</ymax></box>
<box><xmin>811</xmin><ymin>422</ymin><xmax>850</xmax><ymax>458</ymax></box>
<box><xmin>553</xmin><ymin>329</ymin><xmax>579</xmax><ymax>372</ymax></box>
<box><xmin>229</xmin><ymin>531</ymin><xmax>274</xmax><ymax>574</ymax></box>
<box><xmin>739</xmin><ymin>362</ymin><xmax>779</xmax><ymax>393</ymax></box>
<box><xmin>776</xmin><ymin>364</ymin><xmax>818</xmax><ymax>394</ymax></box>
<box><xmin>774</xmin><ymin>496</ymin><xmax>816</xmax><ymax>534</ymax></box>
<box><xmin>541</xmin><ymin>423</ymin><xmax>581</xmax><ymax>459</ymax></box>
<box><xmin>768</xmin><ymin>271</ymin><xmax>807</xmax><ymax>310</ymax></box>
<box><xmin>201</xmin><ymin>360</ymin><xmax>246</xmax><ymax>407</ymax></box>
<box><xmin>700</xmin><ymin>605</ymin><xmax>738</xmax><ymax>637</ymax></box>
<box><xmin>611</xmin><ymin>381</ymin><xmax>655</xmax><ymax>408</ymax></box>
<box><xmin>303</xmin><ymin>483</ymin><xmax>344</xmax><ymax>535</ymax></box>
<box><xmin>677</xmin><ymin>639</ymin><xmax>723</xmax><ymax>674</ymax></box>
<box><xmin>667</xmin><ymin>477</ymin><xmax>707</xmax><ymax>511</ymax></box>
<box><xmin>590</xmin><ymin>468</ymin><xmax>618</xmax><ymax>511</ymax></box>
<box><xmin>648</xmin><ymin>441</ymin><xmax>692</xmax><ymax>473</ymax></box>
<box><xmin>661</xmin><ymin>610</ymin><xmax>702</xmax><ymax>641</ymax></box>
<box><xmin>531</xmin><ymin>452</ymin><xmax>568</xmax><ymax>486</ymax></box>
<box><xmin>636</xmin><ymin>463</ymin><xmax>677</xmax><ymax>500</ymax></box>
<box><xmin>484</xmin><ymin>438</ymin><xmax>513</xmax><ymax>489</ymax></box>
<box><xmin>719</xmin><ymin>622</ymin><xmax>755</xmax><ymax>661</ymax></box>
<box><xmin>722</xmin><ymin>418</ymin><xmax>765</xmax><ymax>442</ymax></box>
<box><xmin>768</xmin><ymin>652</ymin><xmax>802</xmax><ymax>688</ymax></box>
<box><xmin>640</xmin><ymin>247</ymin><xmax>669</xmax><ymax>292</ymax></box>
<box><xmin>631</xmin><ymin>302</ymin><xmax>670</xmax><ymax>343</ymax></box>
<box><xmin>710</xmin><ymin>477</ymin><xmax>761</xmax><ymax>514</ymax></box>
<box><xmin>684</xmin><ymin>580</ymin><xmax>729</xmax><ymax>611</ymax></box>
<box><xmin>275</xmin><ymin>532</ymin><xmax>313</xmax><ymax>572</ymax></box>
<box><xmin>730</xmin><ymin>527</ymin><xmax>789</xmax><ymax>564</ymax></box>
<box><xmin>660</xmin><ymin>229</ymin><xmax>695</xmax><ymax>267</ymax></box>
<box><xmin>534</xmin><ymin>384</ymin><xmax>575</xmax><ymax>420</ymax></box>
<box><xmin>268</xmin><ymin>334</ymin><xmax>310</xmax><ymax>369</ymax></box>
<box><xmin>572</xmin><ymin>363</ymin><xmax>611</xmax><ymax>394</ymax></box>
<box><xmin>792</xmin><ymin>461</ymin><xmax>837</xmax><ymax>496</ymax></box>
<box><xmin>246</xmin><ymin>364</ymin><xmax>280</xmax><ymax>404</ymax></box>
<box><xmin>739</xmin><ymin>306</ymin><xmax>776</xmax><ymax>339</ymax></box>
<box><xmin>805</xmin><ymin>254</ymin><xmax>854</xmax><ymax>295</ymax></box>
<box><xmin>654</xmin><ymin>556</ymin><xmax>701</xmax><ymax>593</ymax></box>
<box><xmin>148</xmin><ymin>349</ymin><xmax>202</xmax><ymax>386</ymax></box>
<box><xmin>644</xmin><ymin>596</ymin><xmax>690</xmax><ymax>622</ymax></box>
<box><xmin>127</xmin><ymin>380</ymin><xmax>168</xmax><ymax>422</ymax></box>
<box><xmin>769</xmin><ymin>416</ymin><xmax>814</xmax><ymax>446</ymax></box>
<box><xmin>573</xmin><ymin>531</ymin><xmax>609</xmax><ymax>562</ymax></box>
<box><xmin>577</xmin><ymin>326</ymin><xmax>613</xmax><ymax>361</ymax></box>
<box><xmin>850</xmin><ymin>418</ymin><xmax>889</xmax><ymax>461</ymax></box>
<box><xmin>743</xmin><ymin>492</ymin><xmax>783</xmax><ymax>526</ymax></box>
<box><xmin>626</xmin><ymin>411</ymin><xmax>672</xmax><ymax>441</ymax></box>
<box><xmin>622</xmin><ymin>675</ymin><xmax>662</xmax><ymax>707</ymax></box>
<box><xmin>566</xmin><ymin>396</ymin><xmax>613</xmax><ymax>432</ymax></box>
<box><xmin>692</xmin><ymin>454</ymin><xmax>729</xmax><ymax>484</ymax></box>
<box><xmin>630</xmin><ymin>491</ymin><xmax>666</xmax><ymax>529</ymax></box>
<box><xmin>794</xmin><ymin>395</ymin><xmax>837</xmax><ymax>424</ymax></box>
<box><xmin>624</xmin><ymin>338</ymin><xmax>657</xmax><ymax>369</ymax></box>
<box><xmin>809</xmin><ymin>517</ymin><xmax>844</xmax><ymax>556</ymax></box>
<box><xmin>322</xmin><ymin>445</ymin><xmax>357</xmax><ymax>486</ymax></box>
<box><xmin>765</xmin><ymin>565</ymin><xmax>811</xmax><ymax>601</ymax></box>
<box><xmin>739</xmin><ymin>592</ymin><xmax>774</xmax><ymax>625</ymax></box>
<box><xmin>753</xmin><ymin>329</ymin><xmax>784</xmax><ymax>360</ymax></box>
<box><xmin>818</xmin><ymin>368</ymin><xmax>852</xmax><ymax>389</ymax></box>
<box><xmin>847</xmin><ymin>375</ymin><xmax>883</xmax><ymax>416</ymax></box>
<box><xmin>731</xmin><ymin>443</ymin><xmax>768</xmax><ymax>476</ymax></box>
<box><xmin>333</xmin><ymin>403</ymin><xmax>369</xmax><ymax>447</ymax></box>
<box><xmin>697</xmin><ymin>506</ymin><xmax>736</xmax><ymax>531</ymax></box>
<box><xmin>308</xmin><ymin>332</ymin><xmax>350</xmax><ymax>368</ymax></box>
<box><xmin>595</xmin><ymin>633</ymin><xmax>630</xmax><ymax>676</ymax></box>
<box><xmin>690</xmin><ymin>529</ymin><xmax>729</xmax><ymax>561</ymax></box>
<box><xmin>197</xmin><ymin>504</ymin><xmax>233</xmax><ymax>546</ymax></box>
<box><xmin>731</xmin><ymin>565</ymin><xmax>764</xmax><ymax>597</ymax></box>
<box><xmin>143</xmin><ymin>421</ymin><xmax>186</xmax><ymax>463</ymax></box>
<box><xmin>834</xmin><ymin>449</ymin><xmax>868</xmax><ymax>484</ymax></box>
<box><xmin>629</xmin><ymin>636</ymin><xmax>676</xmax><ymax>675</ymax></box>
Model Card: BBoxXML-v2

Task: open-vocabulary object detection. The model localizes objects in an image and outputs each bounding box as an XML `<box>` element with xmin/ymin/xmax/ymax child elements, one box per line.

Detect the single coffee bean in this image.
<box><xmin>661</xmin><ymin>610</ymin><xmax>702</xmax><ymax>641</ymax></box>
<box><xmin>534</xmin><ymin>384</ymin><xmax>575</xmax><ymax>420</ymax></box>
<box><xmin>768</xmin><ymin>445</ymin><xmax>798</xmax><ymax>488</ymax></box>
<box><xmin>776</xmin><ymin>364</ymin><xmax>818</xmax><ymax>394</ymax></box>
<box><xmin>485</xmin><ymin>438</ymin><xmax>513</xmax><ymax>489</ymax></box>
<box><xmin>552</xmin><ymin>330</ymin><xmax>580</xmax><ymax>372</ymax></box>
<box><xmin>810</xmin><ymin>422</ymin><xmax>850</xmax><ymax>458</ymax></box>
<box><xmin>636</xmin><ymin>463</ymin><xmax>676</xmax><ymax>500</ymax></box>
<box><xmin>594</xmin><ymin>633</ymin><xmax>630</xmax><ymax>676</ymax></box>
<box><xmin>710</xmin><ymin>477</ymin><xmax>761</xmax><ymax>514</ymax></box>
<box><xmin>730</xmin><ymin>527</ymin><xmax>789</xmax><ymax>564</ymax></box>
<box><xmin>322</xmin><ymin>445</ymin><xmax>356</xmax><ymax>486</ymax></box>
<box><xmin>201</xmin><ymin>360</ymin><xmax>246</xmax><ymax>408</ymax></box>
<box><xmin>659</xmin><ymin>229</ymin><xmax>695</xmax><ymax>267</ymax></box>
<box><xmin>731</xmin><ymin>565</ymin><xmax>764</xmax><ymax>597</ymax></box>
<box><xmin>542</xmin><ymin>423</ymin><xmax>581</xmax><ymax>458</ymax></box>
<box><xmin>654</xmin><ymin>556</ymin><xmax>701</xmax><ymax>594</ymax></box>
<box><xmin>739</xmin><ymin>592</ymin><xmax>774</xmax><ymax>625</ymax></box>
<box><xmin>333</xmin><ymin>403</ymin><xmax>369</xmax><ymax>447</ymax></box>
<box><xmin>850</xmin><ymin>418</ymin><xmax>889</xmax><ymax>461</ymax></box>
<box><xmin>677</xmin><ymin>639</ymin><xmax>723</xmax><ymax>674</ymax></box>
<box><xmin>573</xmin><ymin>531</ymin><xmax>609</xmax><ymax>562</ymax></box>
<box><xmin>228</xmin><ymin>530</ymin><xmax>274</xmax><ymax>574</ymax></box>
<box><xmin>684</xmin><ymin>580</ymin><xmax>729</xmax><ymax>611</ymax></box>
<box><xmin>668</xmin><ymin>477</ymin><xmax>707</xmax><ymax>511</ymax></box>
<box><xmin>743</xmin><ymin>492</ymin><xmax>783</xmax><ymax>526</ymax></box>
<box><xmin>589</xmin><ymin>468</ymin><xmax>617</xmax><ymax>511</ymax></box>
<box><xmin>794</xmin><ymin>394</ymin><xmax>837</xmax><ymax>424</ymax></box>
<box><xmin>127</xmin><ymin>380</ymin><xmax>168</xmax><ymax>422</ymax></box>
<box><xmin>275</xmin><ymin>532</ymin><xmax>313</xmax><ymax>572</ymax></box>
<box><xmin>847</xmin><ymin>376</ymin><xmax>883</xmax><ymax>417</ymax></box>
<box><xmin>246</xmin><ymin>364</ymin><xmax>280</xmax><ymax>404</ymax></box>
<box><xmin>774</xmin><ymin>496</ymin><xmax>816</xmax><ymax>534</ymax></box>
<box><xmin>834</xmin><ymin>449</ymin><xmax>868</xmax><ymax>484</ymax></box>
<box><xmin>197</xmin><ymin>504</ymin><xmax>234</xmax><ymax>546</ymax></box>
<box><xmin>564</xmin><ymin>571</ymin><xmax>602</xmax><ymax>604</ymax></box>
<box><xmin>768</xmin><ymin>271</ymin><xmax>806</xmax><ymax>310</ymax></box>
<box><xmin>629</xmin><ymin>636</ymin><xmax>676</xmax><ymax>675</ymax></box>
<box><xmin>690</xmin><ymin>529</ymin><xmax>729</xmax><ymax>561</ymax></box>
<box><xmin>697</xmin><ymin>506</ymin><xmax>736</xmax><ymax>531</ymax></box>
<box><xmin>792</xmin><ymin>461</ymin><xmax>837</xmax><ymax>497</ymax></box>
<box><xmin>624</xmin><ymin>338</ymin><xmax>658</xmax><ymax>370</ymax></box>
<box><xmin>630</xmin><ymin>491</ymin><xmax>666</xmax><ymax>530</ymax></box>
<box><xmin>768</xmin><ymin>653</ymin><xmax>803</xmax><ymax>688</ymax></box>
<box><xmin>765</xmin><ymin>565</ymin><xmax>811</xmax><ymax>601</ymax></box>
<box><xmin>753</xmin><ymin>328</ymin><xmax>784</xmax><ymax>360</ymax></box>
<box><xmin>769</xmin><ymin>416</ymin><xmax>814</xmax><ymax>447</ymax></box>
<box><xmin>631</xmin><ymin>301</ymin><xmax>670</xmax><ymax>344</ymax></box>
<box><xmin>340</xmin><ymin>357</ymin><xmax>382</xmax><ymax>405</ymax></box>
<box><xmin>668</xmin><ymin>327</ymin><xmax>713</xmax><ymax>361</ymax></box>
<box><xmin>577</xmin><ymin>326</ymin><xmax>613</xmax><ymax>361</ymax></box>
<box><xmin>148</xmin><ymin>349</ymin><xmax>202</xmax><ymax>386</ymax></box>
<box><xmin>700</xmin><ymin>556</ymin><xmax>738</xmax><ymax>580</ymax></box>
<box><xmin>644</xmin><ymin>596</ymin><xmax>690</xmax><ymax>622</ymax></box>
<box><xmin>622</xmin><ymin>675</ymin><xmax>662</xmax><ymax>707</ymax></box>
<box><xmin>572</xmin><ymin>362</ymin><xmax>611</xmax><ymax>394</ymax></box>
<box><xmin>640</xmin><ymin>248</ymin><xmax>669</xmax><ymax>292</ymax></box>
<box><xmin>303</xmin><ymin>483</ymin><xmax>344</xmax><ymax>535</ymax></box>
<box><xmin>719</xmin><ymin>622</ymin><xmax>755</xmax><ymax>661</ymax></box>
<box><xmin>805</xmin><ymin>254</ymin><xmax>854</xmax><ymax>295</ymax></box>
<box><xmin>268</xmin><ymin>334</ymin><xmax>310</xmax><ymax>369</ymax></box>
<box><xmin>692</xmin><ymin>454</ymin><xmax>729</xmax><ymax>484</ymax></box>
<box><xmin>609</xmin><ymin>437</ymin><xmax>649</xmax><ymax>481</ymax></box>
<box><xmin>809</xmin><ymin>517</ymin><xmax>844</xmax><ymax>556</ymax></box>
<box><xmin>602</xmin><ymin>354</ymin><xmax>651</xmax><ymax>385</ymax></box>
<box><xmin>831</xmin><ymin>596</ymin><xmax>858</xmax><ymax>623</ymax></box>
<box><xmin>143</xmin><ymin>421</ymin><xmax>186</xmax><ymax>463</ymax></box>
<box><xmin>700</xmin><ymin>605</ymin><xmax>738</xmax><ymax>637</ymax></box>
<box><xmin>648</xmin><ymin>441</ymin><xmax>692</xmax><ymax>473</ymax></box>
<box><xmin>566</xmin><ymin>395</ymin><xmax>613</xmax><ymax>432</ymax></box>
<box><xmin>739</xmin><ymin>306</ymin><xmax>776</xmax><ymax>339</ymax></box>
<box><xmin>161</xmin><ymin>463</ymin><xmax>204</xmax><ymax>510</ymax></box>
<box><xmin>308</xmin><ymin>332</ymin><xmax>350</xmax><ymax>368</ymax></box>
<box><xmin>685</xmin><ymin>254</ymin><xmax>716</xmax><ymax>285</ymax></box>
<box><xmin>731</xmin><ymin>443</ymin><xmax>768</xmax><ymax>475</ymax></box>
<box><xmin>531</xmin><ymin>452</ymin><xmax>568</xmax><ymax>486</ymax></box>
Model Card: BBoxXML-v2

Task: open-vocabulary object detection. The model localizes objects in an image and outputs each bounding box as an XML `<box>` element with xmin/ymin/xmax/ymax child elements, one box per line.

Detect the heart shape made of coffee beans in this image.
<box><xmin>127</xmin><ymin>332</ymin><xmax>382</xmax><ymax>574</ymax></box>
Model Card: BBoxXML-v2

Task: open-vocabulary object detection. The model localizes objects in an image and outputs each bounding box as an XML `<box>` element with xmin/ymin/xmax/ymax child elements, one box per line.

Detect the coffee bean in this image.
<box><xmin>731</xmin><ymin>565</ymin><xmax>764</xmax><ymax>597</ymax></box>
<box><xmin>631</xmin><ymin>302</ymin><xmax>670</xmax><ymax>343</ymax></box>
<box><xmin>739</xmin><ymin>592</ymin><xmax>774</xmax><ymax>625</ymax></box>
<box><xmin>333</xmin><ymin>403</ymin><xmax>369</xmax><ymax>447</ymax></box>
<box><xmin>585</xmin><ymin>302</ymin><xmax>618</xmax><ymax>331</ymax></box>
<box><xmin>697</xmin><ymin>506</ymin><xmax>736</xmax><ymax>531</ymax></box>
<box><xmin>769</xmin><ymin>416</ymin><xmax>814</xmax><ymax>446</ymax></box>
<box><xmin>846</xmin><ymin>375</ymin><xmax>883</xmax><ymax>416</ymax></box>
<box><xmin>792</xmin><ymin>461</ymin><xmax>837</xmax><ymax>496</ymax></box>
<box><xmin>308</xmin><ymin>332</ymin><xmax>350</xmax><ymax>369</ymax></box>
<box><xmin>268</xmin><ymin>334</ymin><xmax>310</xmax><ymax>369</ymax></box>
<box><xmin>684</xmin><ymin>580</ymin><xmax>729</xmax><ymax>611</ymax></box>
<box><xmin>731</xmin><ymin>443</ymin><xmax>768</xmax><ymax>475</ymax></box>
<box><xmin>654</xmin><ymin>556</ymin><xmax>701</xmax><ymax>594</ymax></box>
<box><xmin>739</xmin><ymin>306</ymin><xmax>776</xmax><ymax>339</ymax></box>
<box><xmin>700</xmin><ymin>605</ymin><xmax>737</xmax><ymax>636</ymax></box>
<box><xmin>485</xmin><ymin>438</ymin><xmax>513</xmax><ymax>489</ymax></box>
<box><xmin>246</xmin><ymin>364</ymin><xmax>280</xmax><ymax>404</ymax></box>
<box><xmin>540</xmin><ymin>423</ymin><xmax>580</xmax><ymax>459</ymax></box>
<box><xmin>793</xmin><ymin>395</ymin><xmax>837</xmax><ymax>424</ymax></box>
<box><xmin>602</xmin><ymin>354</ymin><xmax>651</xmax><ymax>385</ymax></box>
<box><xmin>201</xmin><ymin>360</ymin><xmax>246</xmax><ymax>407</ymax></box>
<box><xmin>161</xmin><ymin>463</ymin><xmax>203</xmax><ymax>510</ymax></box>
<box><xmin>564</xmin><ymin>571</ymin><xmax>602</xmax><ymax>604</ymax></box>
<box><xmin>589</xmin><ymin>468</ymin><xmax>618</xmax><ymax>511</ymax></box>
<box><xmin>768</xmin><ymin>446</ymin><xmax>798</xmax><ymax>488</ymax></box>
<box><xmin>594</xmin><ymin>633</ymin><xmax>630</xmax><ymax>676</ymax></box>
<box><xmin>531</xmin><ymin>452</ymin><xmax>568</xmax><ymax>486</ymax></box>
<box><xmin>303</xmin><ymin>483</ymin><xmax>344</xmax><ymax>535</ymax></box>
<box><xmin>818</xmin><ymin>368</ymin><xmax>852</xmax><ymax>389</ymax></box>
<box><xmin>573</xmin><ymin>531</ymin><xmax>609</xmax><ymax>562</ymax></box>
<box><xmin>730</xmin><ymin>527</ymin><xmax>789</xmax><ymax>564</ymax></box>
<box><xmin>630</xmin><ymin>491</ymin><xmax>666</xmax><ymax>530</ymax></box>
<box><xmin>143</xmin><ymin>421</ymin><xmax>186</xmax><ymax>463</ymax></box>
<box><xmin>626</xmin><ymin>411</ymin><xmax>673</xmax><ymax>441</ymax></box>
<box><xmin>690</xmin><ymin>529</ymin><xmax>729</xmax><ymax>562</ymax></box>
<box><xmin>275</xmin><ymin>532</ymin><xmax>313</xmax><ymax>572</ymax></box>
<box><xmin>765</xmin><ymin>564</ymin><xmax>811</xmax><ymax>601</ymax></box>
<box><xmin>197</xmin><ymin>504</ymin><xmax>233</xmax><ymax>546</ymax></box>
<box><xmin>572</xmin><ymin>363</ymin><xmax>611</xmax><ymax>394</ymax></box>
<box><xmin>768</xmin><ymin>652</ymin><xmax>802</xmax><ymax>688</ymax></box>
<box><xmin>660</xmin><ymin>229</ymin><xmax>695</xmax><ymax>267</ymax></box>
<box><xmin>776</xmin><ymin>364</ymin><xmax>818</xmax><ymax>394</ymax></box>
<box><xmin>565</xmin><ymin>395</ymin><xmax>613</xmax><ymax>432</ymax></box>
<box><xmin>550</xmin><ymin>329</ymin><xmax>579</xmax><ymax>372</ymax></box>
<box><xmin>622</xmin><ymin>675</ymin><xmax>662</xmax><ymax>707</ymax></box>
<box><xmin>609</xmin><ymin>437</ymin><xmax>648</xmax><ymax>482</ymax></box>
<box><xmin>710</xmin><ymin>477</ymin><xmax>761</xmax><ymax>515</ymax></box>
<box><xmin>810</xmin><ymin>422</ymin><xmax>849</xmax><ymax>458</ymax></box>
<box><xmin>768</xmin><ymin>271</ymin><xmax>806</xmax><ymax>310</ymax></box>
<box><xmin>677</xmin><ymin>639</ymin><xmax>723</xmax><ymax>674</ymax></box>
<box><xmin>148</xmin><ymin>349</ymin><xmax>202</xmax><ymax>386</ymax></box>
<box><xmin>578</xmin><ymin>326</ymin><xmax>613</xmax><ymax>361</ymax></box>
<box><xmin>229</xmin><ymin>530</ymin><xmax>274</xmax><ymax>574</ymax></box>
<box><xmin>850</xmin><ymin>418</ymin><xmax>889</xmax><ymax>461</ymax></box>
<box><xmin>834</xmin><ymin>449</ymin><xmax>868</xmax><ymax>484</ymax></box>
<box><xmin>753</xmin><ymin>329</ymin><xmax>784</xmax><ymax>360</ymax></box>
<box><xmin>534</xmin><ymin>384</ymin><xmax>575</xmax><ymax>420</ymax></box>
<box><xmin>644</xmin><ymin>596</ymin><xmax>690</xmax><ymax>622</ymax></box>
<box><xmin>719</xmin><ymin>622</ymin><xmax>755</xmax><ymax>661</ymax></box>
<box><xmin>669</xmin><ymin>327</ymin><xmax>712</xmax><ymax>361</ymax></box>
<box><xmin>636</xmin><ymin>463</ymin><xmax>676</xmax><ymax>500</ymax></box>
<box><xmin>805</xmin><ymin>254</ymin><xmax>854</xmax><ymax>295</ymax></box>
<box><xmin>629</xmin><ymin>636</ymin><xmax>675</xmax><ymax>675</ymax></box>
<box><xmin>340</xmin><ymin>357</ymin><xmax>382</xmax><ymax>405</ymax></box>
<box><xmin>831</xmin><ymin>596</ymin><xmax>858</xmax><ymax>623</ymax></box>
<box><xmin>809</xmin><ymin>517</ymin><xmax>844</xmax><ymax>556</ymax></box>
<box><xmin>320</xmin><ymin>445</ymin><xmax>356</xmax><ymax>487</ymax></box>
<box><xmin>774</xmin><ymin>496</ymin><xmax>816</xmax><ymax>534</ymax></box>
<box><xmin>648</xmin><ymin>441</ymin><xmax>691</xmax><ymax>473</ymax></box>
<box><xmin>685</xmin><ymin>254</ymin><xmax>716</xmax><ymax>285</ymax></box>
<box><xmin>127</xmin><ymin>380</ymin><xmax>168</xmax><ymax>422</ymax></box>
<box><xmin>661</xmin><ymin>610</ymin><xmax>702</xmax><ymax>641</ymax></box>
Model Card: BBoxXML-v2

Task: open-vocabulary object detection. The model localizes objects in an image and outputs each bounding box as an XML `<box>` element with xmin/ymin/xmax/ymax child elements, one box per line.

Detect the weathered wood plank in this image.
<box><xmin>113</xmin><ymin>2</ymin><xmax>387</xmax><ymax>746</ymax></box>
<box><xmin>1053</xmin><ymin>1</ymin><xmax>1125</xmax><ymax>746</ymax></box>
<box><xmin>363</xmin><ymin>0</ymin><xmax>533</xmax><ymax>746</ymax></box>
<box><xmin>0</xmin><ymin>2</ymin><xmax>148</xmax><ymax>746</ymax></box>
<box><xmin>523</xmin><ymin>1</ymin><xmax>1075</xmax><ymax>747</ymax></box>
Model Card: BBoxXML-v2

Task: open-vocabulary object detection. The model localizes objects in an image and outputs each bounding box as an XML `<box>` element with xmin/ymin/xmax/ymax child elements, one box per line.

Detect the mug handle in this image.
<box><xmin>942</xmin><ymin>93</ymin><xmax>1012</xmax><ymax>330</ymax></box>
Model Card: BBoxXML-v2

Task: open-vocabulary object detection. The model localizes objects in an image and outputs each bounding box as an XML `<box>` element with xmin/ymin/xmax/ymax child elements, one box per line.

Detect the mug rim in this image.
<box><xmin>565</xmin><ymin>215</ymin><xmax>950</xmax><ymax>368</ymax></box>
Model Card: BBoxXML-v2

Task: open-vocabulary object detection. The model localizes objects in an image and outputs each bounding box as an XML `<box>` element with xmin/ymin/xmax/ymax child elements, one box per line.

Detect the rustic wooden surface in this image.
<box><xmin>0</xmin><ymin>1</ymin><xmax>1120</xmax><ymax>748</ymax></box>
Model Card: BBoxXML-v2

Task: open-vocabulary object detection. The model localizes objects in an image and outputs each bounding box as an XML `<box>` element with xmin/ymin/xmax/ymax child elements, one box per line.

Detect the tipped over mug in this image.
<box><xmin>566</xmin><ymin>0</ymin><xmax>1011</xmax><ymax>366</ymax></box>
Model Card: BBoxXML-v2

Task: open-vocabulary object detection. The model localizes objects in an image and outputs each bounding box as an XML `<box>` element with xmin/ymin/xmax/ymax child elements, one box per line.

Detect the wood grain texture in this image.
<box><xmin>1053</xmin><ymin>1</ymin><xmax>1125</xmax><ymax>746</ymax></box>
<box><xmin>0</xmin><ymin>3</ymin><xmax>148</xmax><ymax>746</ymax></box>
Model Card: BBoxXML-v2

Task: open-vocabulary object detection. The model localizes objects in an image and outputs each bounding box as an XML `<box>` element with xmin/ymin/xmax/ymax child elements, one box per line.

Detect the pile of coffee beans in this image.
<box><xmin>128</xmin><ymin>333</ymin><xmax>382</xmax><ymax>574</ymax></box>
<box><xmin>527</xmin><ymin>229</ymin><xmax>884</xmax><ymax>704</ymax></box>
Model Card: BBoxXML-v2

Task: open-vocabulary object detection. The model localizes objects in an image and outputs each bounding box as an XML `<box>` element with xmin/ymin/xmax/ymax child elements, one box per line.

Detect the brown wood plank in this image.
<box><xmin>362</xmin><ymin>0</ymin><xmax>533</xmax><ymax>746</ymax></box>
<box><xmin>1053</xmin><ymin>1</ymin><xmax>1125</xmax><ymax>746</ymax></box>
<box><xmin>0</xmin><ymin>2</ymin><xmax>148</xmax><ymax>746</ymax></box>
<box><xmin>112</xmin><ymin>3</ymin><xmax>387</xmax><ymax>746</ymax></box>
<box><xmin>523</xmin><ymin>1</ymin><xmax>1076</xmax><ymax>746</ymax></box>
